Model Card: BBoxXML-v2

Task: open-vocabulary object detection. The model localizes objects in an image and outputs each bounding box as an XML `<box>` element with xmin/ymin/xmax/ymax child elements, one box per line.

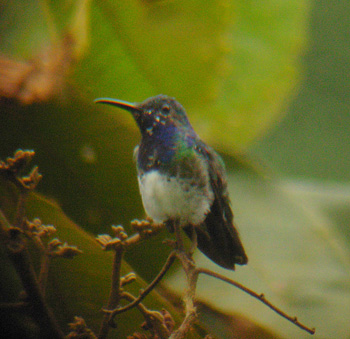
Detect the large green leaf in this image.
<box><xmin>7</xmin><ymin>0</ymin><xmax>308</xmax><ymax>150</ymax></box>
<box><xmin>199</xmin><ymin>1</ymin><xmax>310</xmax><ymax>150</ymax></box>
<box><xmin>0</xmin><ymin>181</ymin><xmax>203</xmax><ymax>338</ymax></box>
<box><xmin>74</xmin><ymin>0</ymin><xmax>309</xmax><ymax>149</ymax></box>
<box><xmin>27</xmin><ymin>192</ymin><xmax>191</xmax><ymax>336</ymax></box>
<box><xmin>76</xmin><ymin>0</ymin><xmax>229</xmax><ymax>107</ymax></box>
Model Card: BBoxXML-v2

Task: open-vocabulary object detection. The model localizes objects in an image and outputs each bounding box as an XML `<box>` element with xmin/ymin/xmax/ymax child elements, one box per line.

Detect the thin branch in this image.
<box><xmin>169</xmin><ymin>224</ymin><xmax>315</xmax><ymax>337</ymax></box>
<box><xmin>169</xmin><ymin>249</ymin><xmax>198</xmax><ymax>339</ymax></box>
<box><xmin>197</xmin><ymin>268</ymin><xmax>315</xmax><ymax>335</ymax></box>
<box><xmin>98</xmin><ymin>244</ymin><xmax>125</xmax><ymax>339</ymax></box>
<box><xmin>0</xmin><ymin>211</ymin><xmax>62</xmax><ymax>337</ymax></box>
<box><xmin>99</xmin><ymin>218</ymin><xmax>315</xmax><ymax>338</ymax></box>
<box><xmin>0</xmin><ymin>151</ymin><xmax>63</xmax><ymax>338</ymax></box>
<box><xmin>121</xmin><ymin>291</ymin><xmax>171</xmax><ymax>339</ymax></box>
<box><xmin>95</xmin><ymin>222</ymin><xmax>169</xmax><ymax>337</ymax></box>
<box><xmin>107</xmin><ymin>251</ymin><xmax>177</xmax><ymax>319</ymax></box>
<box><xmin>7</xmin><ymin>235</ymin><xmax>64</xmax><ymax>338</ymax></box>
<box><xmin>66</xmin><ymin>316</ymin><xmax>98</xmax><ymax>339</ymax></box>
<box><xmin>38</xmin><ymin>253</ymin><xmax>51</xmax><ymax>296</ymax></box>
<box><xmin>14</xmin><ymin>190</ymin><xmax>28</xmax><ymax>228</ymax></box>
<box><xmin>173</xmin><ymin>220</ymin><xmax>184</xmax><ymax>252</ymax></box>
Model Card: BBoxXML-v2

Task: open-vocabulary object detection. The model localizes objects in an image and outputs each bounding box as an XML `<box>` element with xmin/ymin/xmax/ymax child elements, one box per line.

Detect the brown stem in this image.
<box><xmin>169</xmin><ymin>250</ymin><xmax>198</xmax><ymax>339</ymax></box>
<box><xmin>14</xmin><ymin>190</ymin><xmax>28</xmax><ymax>228</ymax></box>
<box><xmin>108</xmin><ymin>251</ymin><xmax>176</xmax><ymax>319</ymax></box>
<box><xmin>197</xmin><ymin>268</ymin><xmax>315</xmax><ymax>335</ymax></box>
<box><xmin>38</xmin><ymin>253</ymin><xmax>51</xmax><ymax>296</ymax></box>
<box><xmin>121</xmin><ymin>291</ymin><xmax>170</xmax><ymax>339</ymax></box>
<box><xmin>188</xmin><ymin>225</ymin><xmax>197</xmax><ymax>256</ymax></box>
<box><xmin>8</xmin><ymin>240</ymin><xmax>64</xmax><ymax>338</ymax></box>
<box><xmin>98</xmin><ymin>245</ymin><xmax>125</xmax><ymax>339</ymax></box>
<box><xmin>0</xmin><ymin>209</ymin><xmax>63</xmax><ymax>337</ymax></box>
<box><xmin>173</xmin><ymin>220</ymin><xmax>184</xmax><ymax>252</ymax></box>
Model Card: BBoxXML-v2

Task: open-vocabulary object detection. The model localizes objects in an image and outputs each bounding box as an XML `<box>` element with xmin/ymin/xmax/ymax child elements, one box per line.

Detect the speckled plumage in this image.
<box><xmin>95</xmin><ymin>95</ymin><xmax>248</xmax><ymax>270</ymax></box>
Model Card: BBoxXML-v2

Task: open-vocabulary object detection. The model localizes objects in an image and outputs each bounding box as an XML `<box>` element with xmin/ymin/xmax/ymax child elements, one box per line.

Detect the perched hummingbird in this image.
<box><xmin>95</xmin><ymin>95</ymin><xmax>248</xmax><ymax>270</ymax></box>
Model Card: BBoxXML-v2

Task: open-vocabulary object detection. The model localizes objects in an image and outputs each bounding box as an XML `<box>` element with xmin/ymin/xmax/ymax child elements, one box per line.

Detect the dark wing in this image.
<box><xmin>184</xmin><ymin>142</ymin><xmax>248</xmax><ymax>270</ymax></box>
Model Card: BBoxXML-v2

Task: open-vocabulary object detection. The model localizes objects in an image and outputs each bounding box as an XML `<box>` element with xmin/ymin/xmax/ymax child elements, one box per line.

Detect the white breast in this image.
<box><xmin>138</xmin><ymin>170</ymin><xmax>214</xmax><ymax>225</ymax></box>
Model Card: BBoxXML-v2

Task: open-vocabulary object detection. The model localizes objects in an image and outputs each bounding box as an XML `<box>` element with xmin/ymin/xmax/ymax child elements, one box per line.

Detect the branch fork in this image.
<box><xmin>99</xmin><ymin>220</ymin><xmax>315</xmax><ymax>338</ymax></box>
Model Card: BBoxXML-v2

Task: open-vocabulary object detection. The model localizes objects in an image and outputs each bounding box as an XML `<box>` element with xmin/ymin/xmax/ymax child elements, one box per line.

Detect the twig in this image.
<box><xmin>96</xmin><ymin>222</ymin><xmax>166</xmax><ymax>337</ymax></box>
<box><xmin>167</xmin><ymin>221</ymin><xmax>199</xmax><ymax>339</ymax></box>
<box><xmin>170</xmin><ymin>223</ymin><xmax>315</xmax><ymax>337</ymax></box>
<box><xmin>173</xmin><ymin>220</ymin><xmax>184</xmax><ymax>252</ymax></box>
<box><xmin>98</xmin><ymin>244</ymin><xmax>125</xmax><ymax>339</ymax></box>
<box><xmin>38</xmin><ymin>253</ymin><xmax>51</xmax><ymax>296</ymax></box>
<box><xmin>107</xmin><ymin>251</ymin><xmax>177</xmax><ymax>319</ymax></box>
<box><xmin>169</xmin><ymin>249</ymin><xmax>198</xmax><ymax>339</ymax></box>
<box><xmin>0</xmin><ymin>151</ymin><xmax>83</xmax><ymax>338</ymax></box>
<box><xmin>5</xmin><ymin>230</ymin><xmax>64</xmax><ymax>338</ymax></box>
<box><xmin>197</xmin><ymin>268</ymin><xmax>315</xmax><ymax>335</ymax></box>
<box><xmin>14</xmin><ymin>190</ymin><xmax>28</xmax><ymax>228</ymax></box>
<box><xmin>121</xmin><ymin>291</ymin><xmax>171</xmax><ymax>339</ymax></box>
<box><xmin>99</xmin><ymin>216</ymin><xmax>315</xmax><ymax>338</ymax></box>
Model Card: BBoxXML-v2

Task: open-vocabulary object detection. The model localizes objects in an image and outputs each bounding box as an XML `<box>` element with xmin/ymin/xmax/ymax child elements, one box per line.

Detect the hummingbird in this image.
<box><xmin>95</xmin><ymin>95</ymin><xmax>248</xmax><ymax>270</ymax></box>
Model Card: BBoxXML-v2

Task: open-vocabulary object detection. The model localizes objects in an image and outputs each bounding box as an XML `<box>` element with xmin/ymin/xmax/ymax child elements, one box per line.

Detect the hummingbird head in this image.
<box><xmin>94</xmin><ymin>95</ymin><xmax>194</xmax><ymax>136</ymax></box>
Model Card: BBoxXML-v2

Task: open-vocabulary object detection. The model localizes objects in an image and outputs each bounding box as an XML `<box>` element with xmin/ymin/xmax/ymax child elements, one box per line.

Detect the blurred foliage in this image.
<box><xmin>251</xmin><ymin>0</ymin><xmax>350</xmax><ymax>182</ymax></box>
<box><xmin>0</xmin><ymin>0</ymin><xmax>349</xmax><ymax>338</ymax></box>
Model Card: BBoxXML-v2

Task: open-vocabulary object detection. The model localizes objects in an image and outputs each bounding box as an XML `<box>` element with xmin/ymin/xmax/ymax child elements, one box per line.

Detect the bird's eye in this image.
<box><xmin>161</xmin><ymin>104</ymin><xmax>170</xmax><ymax>114</ymax></box>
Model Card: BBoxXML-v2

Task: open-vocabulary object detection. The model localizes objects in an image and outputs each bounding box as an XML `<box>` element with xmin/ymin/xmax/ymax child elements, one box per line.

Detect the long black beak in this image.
<box><xmin>94</xmin><ymin>98</ymin><xmax>141</xmax><ymax>115</ymax></box>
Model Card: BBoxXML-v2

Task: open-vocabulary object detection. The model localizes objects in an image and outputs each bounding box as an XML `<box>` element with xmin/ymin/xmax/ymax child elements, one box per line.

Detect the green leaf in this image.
<box><xmin>195</xmin><ymin>1</ymin><xmax>310</xmax><ymax>150</ymax></box>
<box><xmin>72</xmin><ymin>0</ymin><xmax>310</xmax><ymax>149</ymax></box>
<box><xmin>0</xmin><ymin>183</ymin><xmax>204</xmax><ymax>337</ymax></box>
<box><xmin>83</xmin><ymin>0</ymin><xmax>229</xmax><ymax>104</ymax></box>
